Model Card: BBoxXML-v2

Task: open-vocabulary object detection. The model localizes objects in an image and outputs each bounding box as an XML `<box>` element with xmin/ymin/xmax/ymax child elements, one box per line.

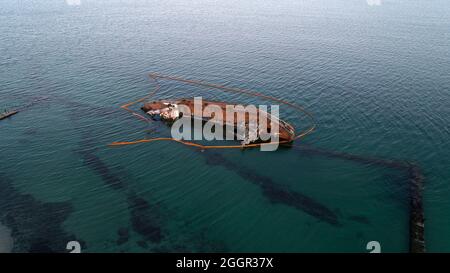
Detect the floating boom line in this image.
<box><xmin>109</xmin><ymin>73</ymin><xmax>316</xmax><ymax>149</ymax></box>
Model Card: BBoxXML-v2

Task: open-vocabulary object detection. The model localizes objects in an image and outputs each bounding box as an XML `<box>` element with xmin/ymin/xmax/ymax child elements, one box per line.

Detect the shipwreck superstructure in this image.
<box><xmin>141</xmin><ymin>98</ymin><xmax>296</xmax><ymax>145</ymax></box>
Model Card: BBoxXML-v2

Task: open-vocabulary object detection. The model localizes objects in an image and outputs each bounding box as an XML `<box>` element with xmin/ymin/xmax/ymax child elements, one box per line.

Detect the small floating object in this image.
<box><xmin>0</xmin><ymin>110</ymin><xmax>19</xmax><ymax>121</ymax></box>
<box><xmin>141</xmin><ymin>98</ymin><xmax>296</xmax><ymax>145</ymax></box>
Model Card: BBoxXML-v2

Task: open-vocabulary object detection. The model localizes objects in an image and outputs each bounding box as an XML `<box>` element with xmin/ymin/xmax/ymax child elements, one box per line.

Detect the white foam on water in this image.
<box><xmin>0</xmin><ymin>223</ymin><xmax>13</xmax><ymax>253</ymax></box>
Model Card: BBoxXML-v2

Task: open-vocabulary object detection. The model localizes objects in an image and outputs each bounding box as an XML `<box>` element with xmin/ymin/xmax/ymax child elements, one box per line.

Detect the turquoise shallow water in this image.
<box><xmin>0</xmin><ymin>0</ymin><xmax>449</xmax><ymax>252</ymax></box>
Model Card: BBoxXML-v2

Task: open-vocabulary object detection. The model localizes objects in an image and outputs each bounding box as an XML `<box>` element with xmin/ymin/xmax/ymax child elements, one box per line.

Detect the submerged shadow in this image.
<box><xmin>0</xmin><ymin>173</ymin><xmax>83</xmax><ymax>252</ymax></box>
<box><xmin>201</xmin><ymin>151</ymin><xmax>340</xmax><ymax>226</ymax></box>
<box><xmin>293</xmin><ymin>144</ymin><xmax>425</xmax><ymax>252</ymax></box>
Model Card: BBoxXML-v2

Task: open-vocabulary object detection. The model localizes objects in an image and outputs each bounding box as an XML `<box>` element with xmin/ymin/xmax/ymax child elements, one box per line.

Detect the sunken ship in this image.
<box><xmin>141</xmin><ymin>98</ymin><xmax>296</xmax><ymax>145</ymax></box>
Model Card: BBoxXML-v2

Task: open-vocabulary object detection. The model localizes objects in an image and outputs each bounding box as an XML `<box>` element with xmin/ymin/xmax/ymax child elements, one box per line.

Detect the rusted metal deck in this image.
<box><xmin>142</xmin><ymin>98</ymin><xmax>296</xmax><ymax>143</ymax></box>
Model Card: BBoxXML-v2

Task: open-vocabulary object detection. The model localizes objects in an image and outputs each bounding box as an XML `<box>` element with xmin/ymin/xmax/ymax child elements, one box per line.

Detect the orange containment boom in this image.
<box><xmin>109</xmin><ymin>73</ymin><xmax>316</xmax><ymax>149</ymax></box>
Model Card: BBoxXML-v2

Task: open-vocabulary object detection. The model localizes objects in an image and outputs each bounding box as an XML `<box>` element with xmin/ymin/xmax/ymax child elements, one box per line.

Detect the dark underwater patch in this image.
<box><xmin>348</xmin><ymin>215</ymin><xmax>371</xmax><ymax>225</ymax></box>
<box><xmin>116</xmin><ymin>227</ymin><xmax>130</xmax><ymax>245</ymax></box>
<box><xmin>74</xmin><ymin>126</ymin><xmax>125</xmax><ymax>189</ymax></box>
<box><xmin>23</xmin><ymin>128</ymin><xmax>38</xmax><ymax>136</ymax></box>
<box><xmin>293</xmin><ymin>145</ymin><xmax>409</xmax><ymax>170</ymax></box>
<box><xmin>201</xmin><ymin>151</ymin><xmax>340</xmax><ymax>226</ymax></box>
<box><xmin>79</xmin><ymin>150</ymin><xmax>125</xmax><ymax>190</ymax></box>
<box><xmin>136</xmin><ymin>240</ymin><xmax>148</xmax><ymax>249</ymax></box>
<box><xmin>127</xmin><ymin>193</ymin><xmax>163</xmax><ymax>243</ymax></box>
<box><xmin>0</xmin><ymin>173</ymin><xmax>82</xmax><ymax>253</ymax></box>
<box><xmin>75</xmin><ymin>129</ymin><xmax>166</xmax><ymax>245</ymax></box>
<box><xmin>68</xmin><ymin>105</ymin><xmax>168</xmax><ymax>248</ymax></box>
<box><xmin>294</xmin><ymin>145</ymin><xmax>426</xmax><ymax>252</ymax></box>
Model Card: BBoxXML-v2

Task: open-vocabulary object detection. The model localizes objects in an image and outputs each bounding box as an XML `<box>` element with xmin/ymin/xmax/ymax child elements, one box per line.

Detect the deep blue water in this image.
<box><xmin>0</xmin><ymin>0</ymin><xmax>449</xmax><ymax>252</ymax></box>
